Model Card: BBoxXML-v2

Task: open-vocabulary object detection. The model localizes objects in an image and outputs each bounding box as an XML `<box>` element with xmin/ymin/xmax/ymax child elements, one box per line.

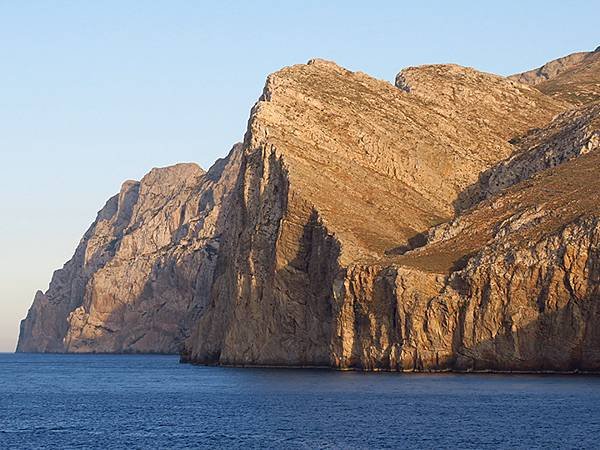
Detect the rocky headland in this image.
<box><xmin>18</xmin><ymin>46</ymin><xmax>600</xmax><ymax>372</ymax></box>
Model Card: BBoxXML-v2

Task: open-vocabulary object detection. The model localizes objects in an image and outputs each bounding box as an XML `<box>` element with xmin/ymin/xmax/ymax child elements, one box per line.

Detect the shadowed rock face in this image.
<box><xmin>182</xmin><ymin>59</ymin><xmax>599</xmax><ymax>371</ymax></box>
<box><xmin>18</xmin><ymin>51</ymin><xmax>600</xmax><ymax>372</ymax></box>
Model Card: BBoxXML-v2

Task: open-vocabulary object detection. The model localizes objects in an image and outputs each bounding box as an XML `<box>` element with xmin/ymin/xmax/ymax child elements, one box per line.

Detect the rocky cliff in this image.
<box><xmin>19</xmin><ymin>48</ymin><xmax>600</xmax><ymax>371</ymax></box>
<box><xmin>510</xmin><ymin>46</ymin><xmax>600</xmax><ymax>105</ymax></box>
<box><xmin>18</xmin><ymin>149</ymin><xmax>242</xmax><ymax>353</ymax></box>
<box><xmin>182</xmin><ymin>59</ymin><xmax>598</xmax><ymax>371</ymax></box>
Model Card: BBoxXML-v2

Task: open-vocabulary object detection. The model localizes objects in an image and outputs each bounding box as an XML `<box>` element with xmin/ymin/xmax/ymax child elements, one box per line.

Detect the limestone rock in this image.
<box><xmin>510</xmin><ymin>46</ymin><xmax>600</xmax><ymax>105</ymax></box>
<box><xmin>456</xmin><ymin>102</ymin><xmax>600</xmax><ymax>211</ymax></box>
<box><xmin>19</xmin><ymin>50</ymin><xmax>600</xmax><ymax>373</ymax></box>
<box><xmin>508</xmin><ymin>50</ymin><xmax>593</xmax><ymax>85</ymax></box>
<box><xmin>395</xmin><ymin>149</ymin><xmax>600</xmax><ymax>371</ymax></box>
<box><xmin>181</xmin><ymin>59</ymin><xmax>593</xmax><ymax>371</ymax></box>
<box><xmin>17</xmin><ymin>149</ymin><xmax>243</xmax><ymax>353</ymax></box>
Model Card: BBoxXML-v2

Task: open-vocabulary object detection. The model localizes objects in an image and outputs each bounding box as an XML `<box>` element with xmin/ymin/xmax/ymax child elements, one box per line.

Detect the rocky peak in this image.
<box><xmin>182</xmin><ymin>55</ymin><xmax>598</xmax><ymax>371</ymax></box>
<box><xmin>306</xmin><ymin>58</ymin><xmax>346</xmax><ymax>70</ymax></box>
<box><xmin>396</xmin><ymin>63</ymin><xmax>570</xmax><ymax>140</ymax></box>
<box><xmin>16</xmin><ymin>155</ymin><xmax>238</xmax><ymax>354</ymax></box>
<box><xmin>508</xmin><ymin>50</ymin><xmax>592</xmax><ymax>85</ymax></box>
<box><xmin>141</xmin><ymin>163</ymin><xmax>204</xmax><ymax>186</ymax></box>
<box><xmin>19</xmin><ymin>49</ymin><xmax>600</xmax><ymax>373</ymax></box>
<box><xmin>510</xmin><ymin>47</ymin><xmax>600</xmax><ymax>105</ymax></box>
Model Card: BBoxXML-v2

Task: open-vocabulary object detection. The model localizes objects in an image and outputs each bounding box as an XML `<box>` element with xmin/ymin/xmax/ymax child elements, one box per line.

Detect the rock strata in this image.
<box><xmin>18</xmin><ymin>49</ymin><xmax>600</xmax><ymax>372</ymax></box>
<box><xmin>510</xmin><ymin>46</ymin><xmax>600</xmax><ymax>105</ymax></box>
<box><xmin>182</xmin><ymin>59</ymin><xmax>597</xmax><ymax>371</ymax></box>
<box><xmin>18</xmin><ymin>149</ymin><xmax>242</xmax><ymax>353</ymax></box>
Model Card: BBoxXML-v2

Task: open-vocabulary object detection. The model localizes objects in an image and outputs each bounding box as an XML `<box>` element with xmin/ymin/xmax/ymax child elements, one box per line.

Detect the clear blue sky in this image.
<box><xmin>0</xmin><ymin>1</ymin><xmax>598</xmax><ymax>352</ymax></box>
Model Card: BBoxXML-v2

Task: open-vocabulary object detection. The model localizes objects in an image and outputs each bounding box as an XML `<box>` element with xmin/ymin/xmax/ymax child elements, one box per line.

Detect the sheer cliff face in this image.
<box><xmin>19</xmin><ymin>52</ymin><xmax>600</xmax><ymax>372</ymax></box>
<box><xmin>508</xmin><ymin>50</ymin><xmax>593</xmax><ymax>86</ymax></box>
<box><xmin>17</xmin><ymin>150</ymin><xmax>242</xmax><ymax>353</ymax></box>
<box><xmin>182</xmin><ymin>59</ymin><xmax>600</xmax><ymax>371</ymax></box>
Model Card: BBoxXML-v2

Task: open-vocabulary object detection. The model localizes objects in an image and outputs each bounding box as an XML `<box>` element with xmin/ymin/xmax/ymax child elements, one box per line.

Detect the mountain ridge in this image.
<box><xmin>18</xmin><ymin>48</ymin><xmax>600</xmax><ymax>372</ymax></box>
<box><xmin>510</xmin><ymin>46</ymin><xmax>600</xmax><ymax>105</ymax></box>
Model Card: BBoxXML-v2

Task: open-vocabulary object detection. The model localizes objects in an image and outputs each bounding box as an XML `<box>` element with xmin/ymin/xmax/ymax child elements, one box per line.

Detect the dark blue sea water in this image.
<box><xmin>1</xmin><ymin>354</ymin><xmax>599</xmax><ymax>449</ymax></box>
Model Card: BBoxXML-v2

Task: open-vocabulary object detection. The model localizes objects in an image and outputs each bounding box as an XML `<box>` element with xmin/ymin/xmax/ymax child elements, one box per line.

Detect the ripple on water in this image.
<box><xmin>1</xmin><ymin>354</ymin><xmax>599</xmax><ymax>449</ymax></box>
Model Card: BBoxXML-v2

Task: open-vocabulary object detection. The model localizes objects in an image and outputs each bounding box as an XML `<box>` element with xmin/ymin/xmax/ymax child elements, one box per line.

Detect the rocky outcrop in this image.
<box><xmin>508</xmin><ymin>50</ymin><xmax>592</xmax><ymax>85</ymax></box>
<box><xmin>17</xmin><ymin>149</ymin><xmax>243</xmax><ymax>353</ymax></box>
<box><xmin>182</xmin><ymin>59</ymin><xmax>599</xmax><ymax>371</ymax></box>
<box><xmin>327</xmin><ymin>213</ymin><xmax>600</xmax><ymax>372</ymax></box>
<box><xmin>455</xmin><ymin>102</ymin><xmax>600</xmax><ymax>211</ymax></box>
<box><xmin>510</xmin><ymin>46</ymin><xmax>600</xmax><ymax>105</ymax></box>
<box><xmin>19</xmin><ymin>50</ymin><xmax>600</xmax><ymax>372</ymax></box>
<box><xmin>393</xmin><ymin>148</ymin><xmax>600</xmax><ymax>371</ymax></box>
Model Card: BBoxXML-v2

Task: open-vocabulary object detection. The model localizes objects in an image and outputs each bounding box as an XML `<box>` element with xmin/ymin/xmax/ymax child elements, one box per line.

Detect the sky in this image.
<box><xmin>0</xmin><ymin>1</ymin><xmax>598</xmax><ymax>352</ymax></box>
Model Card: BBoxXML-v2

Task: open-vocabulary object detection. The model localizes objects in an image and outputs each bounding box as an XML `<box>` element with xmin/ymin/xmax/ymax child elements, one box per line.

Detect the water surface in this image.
<box><xmin>1</xmin><ymin>354</ymin><xmax>599</xmax><ymax>449</ymax></box>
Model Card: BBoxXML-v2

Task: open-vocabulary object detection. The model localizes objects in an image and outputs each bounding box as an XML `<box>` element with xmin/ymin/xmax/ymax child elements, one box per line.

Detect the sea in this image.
<box><xmin>1</xmin><ymin>353</ymin><xmax>599</xmax><ymax>449</ymax></box>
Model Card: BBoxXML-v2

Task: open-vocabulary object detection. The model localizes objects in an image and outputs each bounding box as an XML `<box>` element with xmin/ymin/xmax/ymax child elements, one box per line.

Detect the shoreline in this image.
<box><xmin>9</xmin><ymin>352</ymin><xmax>600</xmax><ymax>375</ymax></box>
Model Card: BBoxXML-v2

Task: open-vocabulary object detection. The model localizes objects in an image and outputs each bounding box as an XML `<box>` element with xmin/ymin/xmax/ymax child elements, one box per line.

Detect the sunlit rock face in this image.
<box><xmin>182</xmin><ymin>58</ymin><xmax>599</xmax><ymax>372</ymax></box>
<box><xmin>509</xmin><ymin>46</ymin><xmax>600</xmax><ymax>105</ymax></box>
<box><xmin>18</xmin><ymin>149</ymin><xmax>243</xmax><ymax>353</ymax></box>
<box><xmin>19</xmin><ymin>50</ymin><xmax>600</xmax><ymax>372</ymax></box>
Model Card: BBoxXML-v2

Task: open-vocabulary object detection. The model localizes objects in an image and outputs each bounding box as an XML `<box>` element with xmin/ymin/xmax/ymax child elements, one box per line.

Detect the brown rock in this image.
<box><xmin>508</xmin><ymin>50</ymin><xmax>592</xmax><ymax>85</ymax></box>
<box><xmin>182</xmin><ymin>59</ymin><xmax>589</xmax><ymax>371</ymax></box>
<box><xmin>510</xmin><ymin>46</ymin><xmax>600</xmax><ymax>105</ymax></box>
<box><xmin>19</xmin><ymin>51</ymin><xmax>600</xmax><ymax>373</ymax></box>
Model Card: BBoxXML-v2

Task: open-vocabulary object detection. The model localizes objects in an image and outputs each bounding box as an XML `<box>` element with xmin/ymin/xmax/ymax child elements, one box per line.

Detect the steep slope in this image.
<box><xmin>395</xmin><ymin>63</ymin><xmax>570</xmax><ymax>135</ymax></box>
<box><xmin>456</xmin><ymin>102</ymin><xmax>600</xmax><ymax>211</ymax></box>
<box><xmin>508</xmin><ymin>48</ymin><xmax>596</xmax><ymax>85</ymax></box>
<box><xmin>328</xmin><ymin>98</ymin><xmax>600</xmax><ymax>371</ymax></box>
<box><xmin>17</xmin><ymin>149</ymin><xmax>242</xmax><ymax>353</ymax></box>
<box><xmin>510</xmin><ymin>47</ymin><xmax>600</xmax><ymax>105</ymax></box>
<box><xmin>20</xmin><ymin>54</ymin><xmax>599</xmax><ymax>372</ymax></box>
<box><xmin>388</xmin><ymin>149</ymin><xmax>600</xmax><ymax>371</ymax></box>
<box><xmin>342</xmin><ymin>95</ymin><xmax>600</xmax><ymax>372</ymax></box>
<box><xmin>182</xmin><ymin>59</ymin><xmax>569</xmax><ymax>367</ymax></box>
<box><xmin>259</xmin><ymin>61</ymin><xmax>566</xmax><ymax>259</ymax></box>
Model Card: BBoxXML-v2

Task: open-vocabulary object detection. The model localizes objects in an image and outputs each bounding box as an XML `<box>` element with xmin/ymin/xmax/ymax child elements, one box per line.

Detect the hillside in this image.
<box><xmin>19</xmin><ymin>49</ymin><xmax>600</xmax><ymax>372</ymax></box>
<box><xmin>17</xmin><ymin>152</ymin><xmax>242</xmax><ymax>353</ymax></box>
<box><xmin>181</xmin><ymin>59</ymin><xmax>578</xmax><ymax>369</ymax></box>
<box><xmin>510</xmin><ymin>46</ymin><xmax>600</xmax><ymax>105</ymax></box>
